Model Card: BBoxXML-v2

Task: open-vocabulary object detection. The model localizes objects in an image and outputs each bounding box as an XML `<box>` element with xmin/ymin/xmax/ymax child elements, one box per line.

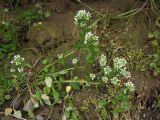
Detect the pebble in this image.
<box><xmin>23</xmin><ymin>99</ymin><xmax>34</xmax><ymax>112</ymax></box>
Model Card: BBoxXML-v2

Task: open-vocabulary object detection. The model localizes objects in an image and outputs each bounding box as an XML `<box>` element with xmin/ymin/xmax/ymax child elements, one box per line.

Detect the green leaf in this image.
<box><xmin>45</xmin><ymin>76</ymin><xmax>52</xmax><ymax>88</ymax></box>
<box><xmin>59</xmin><ymin>70</ymin><xmax>68</xmax><ymax>75</ymax></box>
<box><xmin>101</xmin><ymin>109</ymin><xmax>108</xmax><ymax>120</ymax></box>
<box><xmin>26</xmin><ymin>63</ymin><xmax>32</xmax><ymax>68</ymax></box>
<box><xmin>113</xmin><ymin>110</ymin><xmax>119</xmax><ymax>119</ymax></box>
<box><xmin>28</xmin><ymin>110</ymin><xmax>35</xmax><ymax>119</ymax></box>
<box><xmin>52</xmin><ymin>88</ymin><xmax>60</xmax><ymax>102</ymax></box>
<box><xmin>148</xmin><ymin>32</ymin><xmax>154</xmax><ymax>39</ymax></box>
<box><xmin>44</xmin><ymin>11</ymin><xmax>50</xmax><ymax>17</ymax></box>
<box><xmin>150</xmin><ymin>63</ymin><xmax>156</xmax><ymax>68</ymax></box>
<box><xmin>43</xmin><ymin>99</ymin><xmax>51</xmax><ymax>106</ymax></box>
<box><xmin>70</xmin><ymin>83</ymin><xmax>80</xmax><ymax>90</ymax></box>
<box><xmin>13</xmin><ymin>110</ymin><xmax>22</xmax><ymax>119</ymax></box>
<box><xmin>35</xmin><ymin>91</ymin><xmax>42</xmax><ymax>100</ymax></box>
<box><xmin>43</xmin><ymin>67</ymin><xmax>49</xmax><ymax>73</ymax></box>
<box><xmin>5</xmin><ymin>95</ymin><xmax>10</xmax><ymax>100</ymax></box>
<box><xmin>43</xmin><ymin>86</ymin><xmax>50</xmax><ymax>95</ymax></box>
<box><xmin>153</xmin><ymin>31</ymin><xmax>160</xmax><ymax>39</ymax></box>
<box><xmin>64</xmin><ymin>107</ymin><xmax>72</xmax><ymax>118</ymax></box>
<box><xmin>151</xmin><ymin>40</ymin><xmax>158</xmax><ymax>47</ymax></box>
<box><xmin>42</xmin><ymin>59</ymin><xmax>48</xmax><ymax>65</ymax></box>
<box><xmin>71</xmin><ymin>111</ymin><xmax>79</xmax><ymax>120</ymax></box>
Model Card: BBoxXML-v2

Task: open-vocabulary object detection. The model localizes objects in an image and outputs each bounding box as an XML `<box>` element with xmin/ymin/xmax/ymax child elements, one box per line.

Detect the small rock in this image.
<box><xmin>36</xmin><ymin>115</ymin><xmax>44</xmax><ymax>120</ymax></box>
<box><xmin>156</xmin><ymin>113</ymin><xmax>160</xmax><ymax>119</ymax></box>
<box><xmin>143</xmin><ymin>113</ymin><xmax>146</xmax><ymax>118</ymax></box>
<box><xmin>23</xmin><ymin>99</ymin><xmax>34</xmax><ymax>112</ymax></box>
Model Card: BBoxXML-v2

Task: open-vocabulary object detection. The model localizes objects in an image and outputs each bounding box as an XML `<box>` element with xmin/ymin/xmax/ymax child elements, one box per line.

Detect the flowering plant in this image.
<box><xmin>92</xmin><ymin>54</ymin><xmax>135</xmax><ymax>119</ymax></box>
<box><xmin>74</xmin><ymin>10</ymin><xmax>99</xmax><ymax>63</ymax></box>
<box><xmin>74</xmin><ymin>10</ymin><xmax>135</xmax><ymax>119</ymax></box>
<box><xmin>74</xmin><ymin>10</ymin><xmax>91</xmax><ymax>28</ymax></box>
<box><xmin>10</xmin><ymin>55</ymin><xmax>27</xmax><ymax>89</ymax></box>
<box><xmin>5</xmin><ymin>10</ymin><xmax>136</xmax><ymax>120</ymax></box>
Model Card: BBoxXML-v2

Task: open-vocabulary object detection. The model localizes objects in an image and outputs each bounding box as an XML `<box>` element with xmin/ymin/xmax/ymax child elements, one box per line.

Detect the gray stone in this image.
<box><xmin>23</xmin><ymin>99</ymin><xmax>34</xmax><ymax>112</ymax></box>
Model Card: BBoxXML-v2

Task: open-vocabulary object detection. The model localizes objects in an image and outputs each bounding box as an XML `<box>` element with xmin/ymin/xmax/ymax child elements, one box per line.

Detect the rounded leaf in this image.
<box><xmin>41</xmin><ymin>94</ymin><xmax>49</xmax><ymax>100</ymax></box>
<box><xmin>5</xmin><ymin>108</ymin><xmax>12</xmax><ymax>116</ymax></box>
<box><xmin>45</xmin><ymin>76</ymin><xmax>52</xmax><ymax>88</ymax></box>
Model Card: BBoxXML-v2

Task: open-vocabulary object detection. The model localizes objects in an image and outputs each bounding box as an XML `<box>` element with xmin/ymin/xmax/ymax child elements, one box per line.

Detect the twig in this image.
<box><xmin>26</xmin><ymin>57</ymin><xmax>42</xmax><ymax>96</ymax></box>
<box><xmin>76</xmin><ymin>0</ymin><xmax>149</xmax><ymax>20</ymax></box>
<box><xmin>11</xmin><ymin>87</ymin><xmax>27</xmax><ymax>112</ymax></box>
<box><xmin>118</xmin><ymin>0</ymin><xmax>149</xmax><ymax>18</ymax></box>
<box><xmin>76</xmin><ymin>0</ymin><xmax>105</xmax><ymax>17</ymax></box>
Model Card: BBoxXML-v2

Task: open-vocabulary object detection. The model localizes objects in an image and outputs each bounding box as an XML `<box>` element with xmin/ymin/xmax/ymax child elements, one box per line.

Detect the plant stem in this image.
<box><xmin>39</xmin><ymin>49</ymin><xmax>78</xmax><ymax>74</ymax></box>
<box><xmin>0</xmin><ymin>112</ymin><xmax>27</xmax><ymax>120</ymax></box>
<box><xmin>35</xmin><ymin>79</ymin><xmax>99</xmax><ymax>85</ymax></box>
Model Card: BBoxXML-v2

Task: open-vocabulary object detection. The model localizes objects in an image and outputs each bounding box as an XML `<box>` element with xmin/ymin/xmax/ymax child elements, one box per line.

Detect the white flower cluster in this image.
<box><xmin>72</xmin><ymin>58</ymin><xmax>78</xmax><ymax>65</ymax></box>
<box><xmin>99</xmin><ymin>54</ymin><xmax>107</xmax><ymax>67</ymax></box>
<box><xmin>10</xmin><ymin>68</ymin><xmax>15</xmax><ymax>72</ymax></box>
<box><xmin>57</xmin><ymin>54</ymin><xmax>64</xmax><ymax>59</ymax></box>
<box><xmin>111</xmin><ymin>77</ymin><xmax>119</xmax><ymax>85</ymax></box>
<box><xmin>74</xmin><ymin>10</ymin><xmax>91</xmax><ymax>28</ymax></box>
<box><xmin>90</xmin><ymin>73</ymin><xmax>96</xmax><ymax>80</ymax></box>
<box><xmin>10</xmin><ymin>55</ymin><xmax>25</xmax><ymax>73</ymax></box>
<box><xmin>125</xmin><ymin>81</ymin><xmax>135</xmax><ymax>92</ymax></box>
<box><xmin>75</xmin><ymin>10</ymin><xmax>99</xmax><ymax>47</ymax></box>
<box><xmin>84</xmin><ymin>32</ymin><xmax>99</xmax><ymax>46</ymax></box>
<box><xmin>102</xmin><ymin>76</ymin><xmax>108</xmax><ymax>83</ymax></box>
<box><xmin>120</xmin><ymin>67</ymin><xmax>131</xmax><ymax>78</ymax></box>
<box><xmin>98</xmin><ymin>54</ymin><xmax>134</xmax><ymax>91</ymax></box>
<box><xmin>99</xmin><ymin>54</ymin><xmax>112</xmax><ymax>83</ymax></box>
<box><xmin>11</xmin><ymin>55</ymin><xmax>24</xmax><ymax>65</ymax></box>
<box><xmin>104</xmin><ymin>66</ymin><xmax>112</xmax><ymax>75</ymax></box>
<box><xmin>113</xmin><ymin>57</ymin><xmax>131</xmax><ymax>79</ymax></box>
<box><xmin>113</xmin><ymin>57</ymin><xmax>127</xmax><ymax>69</ymax></box>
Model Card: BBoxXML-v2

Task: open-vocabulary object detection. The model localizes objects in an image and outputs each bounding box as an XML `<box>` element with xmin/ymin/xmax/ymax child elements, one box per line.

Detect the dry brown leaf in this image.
<box><xmin>5</xmin><ymin>108</ymin><xmax>12</xmax><ymax>116</ymax></box>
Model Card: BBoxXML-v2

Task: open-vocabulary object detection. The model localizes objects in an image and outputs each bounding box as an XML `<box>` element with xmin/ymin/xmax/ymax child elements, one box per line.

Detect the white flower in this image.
<box><xmin>2</xmin><ymin>21</ymin><xmax>5</xmax><ymax>24</ymax></box>
<box><xmin>10</xmin><ymin>60</ymin><xmax>14</xmax><ymax>64</ymax></box>
<box><xmin>113</xmin><ymin>57</ymin><xmax>127</xmax><ymax>69</ymax></box>
<box><xmin>74</xmin><ymin>10</ymin><xmax>91</xmax><ymax>28</ymax></box>
<box><xmin>90</xmin><ymin>73</ymin><xmax>96</xmax><ymax>80</ymax></box>
<box><xmin>4</xmin><ymin>8</ymin><xmax>9</xmax><ymax>13</ymax></box>
<box><xmin>99</xmin><ymin>54</ymin><xmax>107</xmax><ymax>67</ymax></box>
<box><xmin>102</xmin><ymin>76</ymin><xmax>108</xmax><ymax>83</ymax></box>
<box><xmin>18</xmin><ymin>67</ymin><xmax>24</xmax><ymax>73</ymax></box>
<box><xmin>10</xmin><ymin>68</ymin><xmax>15</xmax><ymax>72</ymax></box>
<box><xmin>11</xmin><ymin>55</ymin><xmax>24</xmax><ymax>65</ymax></box>
<box><xmin>120</xmin><ymin>68</ymin><xmax>131</xmax><ymax>78</ymax></box>
<box><xmin>72</xmin><ymin>58</ymin><xmax>78</xmax><ymax>65</ymax></box>
<box><xmin>111</xmin><ymin>77</ymin><xmax>119</xmax><ymax>85</ymax></box>
<box><xmin>104</xmin><ymin>66</ymin><xmax>112</xmax><ymax>75</ymax></box>
<box><xmin>57</xmin><ymin>54</ymin><xmax>64</xmax><ymax>59</ymax></box>
<box><xmin>84</xmin><ymin>32</ymin><xmax>99</xmax><ymax>45</ymax></box>
<box><xmin>125</xmin><ymin>81</ymin><xmax>135</xmax><ymax>92</ymax></box>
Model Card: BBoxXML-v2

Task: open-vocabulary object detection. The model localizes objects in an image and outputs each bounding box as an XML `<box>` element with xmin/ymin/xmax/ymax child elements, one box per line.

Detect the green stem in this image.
<box><xmin>35</xmin><ymin>79</ymin><xmax>99</xmax><ymax>85</ymax></box>
<box><xmin>38</xmin><ymin>66</ymin><xmax>84</xmax><ymax>77</ymax></box>
<box><xmin>39</xmin><ymin>49</ymin><xmax>78</xmax><ymax>74</ymax></box>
